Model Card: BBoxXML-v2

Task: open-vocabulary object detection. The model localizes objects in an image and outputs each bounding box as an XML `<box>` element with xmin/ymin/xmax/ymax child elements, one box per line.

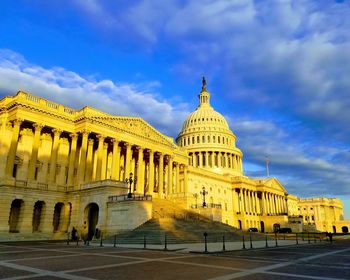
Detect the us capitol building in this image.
<box><xmin>0</xmin><ymin>78</ymin><xmax>349</xmax><ymax>240</ymax></box>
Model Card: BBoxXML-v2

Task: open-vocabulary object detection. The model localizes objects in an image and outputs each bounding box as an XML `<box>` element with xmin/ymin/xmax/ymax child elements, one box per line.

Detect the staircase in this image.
<box><xmin>105</xmin><ymin>198</ymin><xmax>265</xmax><ymax>245</ymax></box>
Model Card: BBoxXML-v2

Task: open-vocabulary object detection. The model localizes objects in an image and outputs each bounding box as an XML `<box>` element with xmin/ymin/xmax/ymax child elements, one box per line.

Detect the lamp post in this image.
<box><xmin>200</xmin><ymin>186</ymin><xmax>208</xmax><ymax>207</ymax></box>
<box><xmin>126</xmin><ymin>172</ymin><xmax>134</xmax><ymax>198</ymax></box>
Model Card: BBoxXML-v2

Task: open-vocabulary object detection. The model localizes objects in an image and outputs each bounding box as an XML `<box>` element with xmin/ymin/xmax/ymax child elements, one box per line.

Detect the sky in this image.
<box><xmin>1</xmin><ymin>0</ymin><xmax>350</xmax><ymax>217</ymax></box>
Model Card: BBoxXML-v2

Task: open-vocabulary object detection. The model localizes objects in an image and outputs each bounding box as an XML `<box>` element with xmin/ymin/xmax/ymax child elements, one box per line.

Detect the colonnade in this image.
<box><xmin>234</xmin><ymin>189</ymin><xmax>287</xmax><ymax>215</ymax></box>
<box><xmin>3</xmin><ymin>119</ymin><xmax>186</xmax><ymax>195</ymax></box>
<box><xmin>189</xmin><ymin>151</ymin><xmax>242</xmax><ymax>172</ymax></box>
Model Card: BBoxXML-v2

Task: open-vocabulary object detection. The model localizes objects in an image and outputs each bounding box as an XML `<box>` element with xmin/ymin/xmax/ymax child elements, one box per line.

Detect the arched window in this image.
<box><xmin>197</xmin><ymin>136</ymin><xmax>200</xmax><ymax>143</ymax></box>
<box><xmin>213</xmin><ymin>136</ymin><xmax>216</xmax><ymax>143</ymax></box>
<box><xmin>208</xmin><ymin>135</ymin><xmax>210</xmax><ymax>143</ymax></box>
<box><xmin>202</xmin><ymin>136</ymin><xmax>205</xmax><ymax>143</ymax></box>
<box><xmin>192</xmin><ymin>137</ymin><xmax>195</xmax><ymax>144</ymax></box>
<box><xmin>218</xmin><ymin>136</ymin><xmax>221</xmax><ymax>143</ymax></box>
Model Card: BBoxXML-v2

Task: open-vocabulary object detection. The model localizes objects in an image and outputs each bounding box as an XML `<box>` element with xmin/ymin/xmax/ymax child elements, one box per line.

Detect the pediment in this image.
<box><xmin>256</xmin><ymin>178</ymin><xmax>287</xmax><ymax>193</ymax></box>
<box><xmin>90</xmin><ymin>115</ymin><xmax>175</xmax><ymax>147</ymax></box>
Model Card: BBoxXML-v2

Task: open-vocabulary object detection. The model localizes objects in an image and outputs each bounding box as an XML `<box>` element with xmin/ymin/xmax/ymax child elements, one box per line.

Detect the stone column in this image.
<box><xmin>242</xmin><ymin>189</ymin><xmax>246</xmax><ymax>213</ymax></box>
<box><xmin>111</xmin><ymin>139</ymin><xmax>120</xmax><ymax>180</ymax></box>
<box><xmin>248</xmin><ymin>191</ymin><xmax>252</xmax><ymax>213</ymax></box>
<box><xmin>136</xmin><ymin>147</ymin><xmax>144</xmax><ymax>193</ymax></box>
<box><xmin>124</xmin><ymin>143</ymin><xmax>132</xmax><ymax>180</ymax></box>
<box><xmin>77</xmin><ymin>130</ymin><xmax>89</xmax><ymax>184</ymax></box>
<box><xmin>238</xmin><ymin>190</ymin><xmax>242</xmax><ymax>213</ymax></box>
<box><xmin>273</xmin><ymin>194</ymin><xmax>277</xmax><ymax>214</ymax></box>
<box><xmin>267</xmin><ymin>192</ymin><xmax>271</xmax><ymax>214</ymax></box>
<box><xmin>27</xmin><ymin>123</ymin><xmax>44</xmax><ymax>180</ymax></box>
<box><xmin>95</xmin><ymin>135</ymin><xmax>105</xmax><ymax>181</ymax></box>
<box><xmin>158</xmin><ymin>153</ymin><xmax>164</xmax><ymax>194</ymax></box>
<box><xmin>183</xmin><ymin>165</ymin><xmax>188</xmax><ymax>193</ymax></box>
<box><xmin>101</xmin><ymin>143</ymin><xmax>108</xmax><ymax>180</ymax></box>
<box><xmin>198</xmin><ymin>152</ymin><xmax>202</xmax><ymax>168</ymax></box>
<box><xmin>85</xmin><ymin>139</ymin><xmax>94</xmax><ymax>182</ymax></box>
<box><xmin>210</xmin><ymin>152</ymin><xmax>214</xmax><ymax>168</ymax></box>
<box><xmin>261</xmin><ymin>192</ymin><xmax>265</xmax><ymax>214</ymax></box>
<box><xmin>175</xmin><ymin>162</ymin><xmax>180</xmax><ymax>193</ymax></box>
<box><xmin>148</xmin><ymin>150</ymin><xmax>154</xmax><ymax>194</ymax></box>
<box><xmin>48</xmin><ymin>129</ymin><xmax>62</xmax><ymax>183</ymax></box>
<box><xmin>277</xmin><ymin>196</ymin><xmax>281</xmax><ymax>214</ymax></box>
<box><xmin>168</xmin><ymin>156</ymin><xmax>173</xmax><ymax>194</ymax></box>
<box><xmin>256</xmin><ymin>192</ymin><xmax>260</xmax><ymax>214</ymax></box>
<box><xmin>67</xmin><ymin>133</ymin><xmax>78</xmax><ymax>186</ymax></box>
<box><xmin>5</xmin><ymin>119</ymin><xmax>23</xmax><ymax>177</ymax></box>
<box><xmin>252</xmin><ymin>191</ymin><xmax>256</xmax><ymax>213</ymax></box>
<box><xmin>205</xmin><ymin>152</ymin><xmax>209</xmax><ymax>167</ymax></box>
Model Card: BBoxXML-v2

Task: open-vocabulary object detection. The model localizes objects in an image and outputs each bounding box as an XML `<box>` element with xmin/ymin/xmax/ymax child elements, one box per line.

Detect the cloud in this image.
<box><xmin>0</xmin><ymin>49</ymin><xmax>189</xmax><ymax>136</ymax></box>
<box><xmin>229</xmin><ymin>117</ymin><xmax>350</xmax><ymax>197</ymax></box>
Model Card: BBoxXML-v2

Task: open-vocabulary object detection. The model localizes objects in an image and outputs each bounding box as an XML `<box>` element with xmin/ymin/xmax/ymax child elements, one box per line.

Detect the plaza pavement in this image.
<box><xmin>0</xmin><ymin>239</ymin><xmax>349</xmax><ymax>280</ymax></box>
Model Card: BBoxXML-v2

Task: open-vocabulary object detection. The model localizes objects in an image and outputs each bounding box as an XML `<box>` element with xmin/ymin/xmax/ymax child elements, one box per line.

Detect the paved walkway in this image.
<box><xmin>0</xmin><ymin>240</ymin><xmax>349</xmax><ymax>279</ymax></box>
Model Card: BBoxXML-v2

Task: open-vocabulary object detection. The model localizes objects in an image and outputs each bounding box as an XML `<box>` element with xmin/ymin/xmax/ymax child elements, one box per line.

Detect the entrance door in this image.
<box><xmin>85</xmin><ymin>203</ymin><xmax>99</xmax><ymax>240</ymax></box>
<box><xmin>260</xmin><ymin>221</ymin><xmax>265</xmax><ymax>233</ymax></box>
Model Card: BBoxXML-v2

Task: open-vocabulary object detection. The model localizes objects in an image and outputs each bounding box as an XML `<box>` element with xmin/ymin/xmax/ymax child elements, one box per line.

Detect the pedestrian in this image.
<box><xmin>71</xmin><ymin>227</ymin><xmax>77</xmax><ymax>241</ymax></box>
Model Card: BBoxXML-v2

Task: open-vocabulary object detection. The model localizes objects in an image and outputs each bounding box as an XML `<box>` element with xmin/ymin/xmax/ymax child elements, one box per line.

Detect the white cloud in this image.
<box><xmin>230</xmin><ymin>117</ymin><xmax>350</xmax><ymax>197</ymax></box>
<box><xmin>0</xmin><ymin>49</ymin><xmax>189</xmax><ymax>137</ymax></box>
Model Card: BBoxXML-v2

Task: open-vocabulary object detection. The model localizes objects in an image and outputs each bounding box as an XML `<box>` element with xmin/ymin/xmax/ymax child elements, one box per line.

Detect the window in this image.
<box><xmin>183</xmin><ymin>138</ymin><xmax>186</xmax><ymax>146</ymax></box>
<box><xmin>202</xmin><ymin>136</ymin><xmax>205</xmax><ymax>143</ymax></box>
<box><xmin>213</xmin><ymin>136</ymin><xmax>216</xmax><ymax>143</ymax></box>
<box><xmin>34</xmin><ymin>167</ymin><xmax>39</xmax><ymax>180</ymax></box>
<box><xmin>12</xmin><ymin>164</ymin><xmax>18</xmax><ymax>178</ymax></box>
<box><xmin>208</xmin><ymin>136</ymin><xmax>210</xmax><ymax>143</ymax></box>
<box><xmin>197</xmin><ymin>136</ymin><xmax>200</xmax><ymax>143</ymax></box>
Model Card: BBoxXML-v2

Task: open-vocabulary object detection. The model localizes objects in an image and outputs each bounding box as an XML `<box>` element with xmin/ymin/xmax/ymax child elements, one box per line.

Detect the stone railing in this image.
<box><xmin>108</xmin><ymin>194</ymin><xmax>152</xmax><ymax>202</ymax></box>
<box><xmin>191</xmin><ymin>203</ymin><xmax>222</xmax><ymax>209</ymax></box>
<box><xmin>80</xmin><ymin>179</ymin><xmax>127</xmax><ymax>190</ymax></box>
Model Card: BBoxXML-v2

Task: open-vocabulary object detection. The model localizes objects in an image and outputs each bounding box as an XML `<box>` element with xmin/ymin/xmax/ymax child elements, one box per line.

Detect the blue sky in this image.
<box><xmin>1</xmin><ymin>0</ymin><xmax>350</xmax><ymax>217</ymax></box>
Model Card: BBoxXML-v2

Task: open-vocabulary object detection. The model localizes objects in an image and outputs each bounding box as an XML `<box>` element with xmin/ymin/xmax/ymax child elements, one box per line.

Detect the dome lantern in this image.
<box><xmin>198</xmin><ymin>77</ymin><xmax>211</xmax><ymax>108</ymax></box>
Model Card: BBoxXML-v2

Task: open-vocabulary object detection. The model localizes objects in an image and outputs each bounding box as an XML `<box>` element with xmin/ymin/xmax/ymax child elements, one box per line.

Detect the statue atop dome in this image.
<box><xmin>201</xmin><ymin>76</ymin><xmax>207</xmax><ymax>92</ymax></box>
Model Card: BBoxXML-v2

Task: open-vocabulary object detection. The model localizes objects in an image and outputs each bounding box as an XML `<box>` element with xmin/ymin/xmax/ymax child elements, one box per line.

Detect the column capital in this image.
<box><xmin>13</xmin><ymin>118</ymin><xmax>24</xmax><ymax>126</ymax></box>
<box><xmin>122</xmin><ymin>141</ymin><xmax>131</xmax><ymax>147</ymax></box>
<box><xmin>80</xmin><ymin>129</ymin><xmax>90</xmax><ymax>136</ymax></box>
<box><xmin>165</xmin><ymin>154</ymin><xmax>173</xmax><ymax>161</ymax></box>
<box><xmin>52</xmin><ymin>128</ymin><xmax>62</xmax><ymax>136</ymax></box>
<box><xmin>33</xmin><ymin>123</ymin><xmax>44</xmax><ymax>131</ymax></box>
<box><xmin>69</xmin><ymin>133</ymin><xmax>78</xmax><ymax>140</ymax></box>
<box><xmin>96</xmin><ymin>134</ymin><xmax>106</xmax><ymax>140</ymax></box>
<box><xmin>110</xmin><ymin>138</ymin><xmax>120</xmax><ymax>144</ymax></box>
<box><xmin>134</xmin><ymin>145</ymin><xmax>143</xmax><ymax>151</ymax></box>
<box><xmin>88</xmin><ymin>138</ymin><xmax>94</xmax><ymax>145</ymax></box>
<box><xmin>146</xmin><ymin>149</ymin><xmax>154</xmax><ymax>155</ymax></box>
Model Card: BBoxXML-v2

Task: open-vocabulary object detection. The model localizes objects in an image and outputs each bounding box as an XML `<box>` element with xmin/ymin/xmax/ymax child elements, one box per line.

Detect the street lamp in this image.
<box><xmin>125</xmin><ymin>172</ymin><xmax>134</xmax><ymax>198</ymax></box>
<box><xmin>200</xmin><ymin>186</ymin><xmax>208</xmax><ymax>207</ymax></box>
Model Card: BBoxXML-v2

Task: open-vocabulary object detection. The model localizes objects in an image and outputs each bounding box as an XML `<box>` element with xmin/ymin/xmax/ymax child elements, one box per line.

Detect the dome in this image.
<box><xmin>181</xmin><ymin>101</ymin><xmax>231</xmax><ymax>134</ymax></box>
<box><xmin>176</xmin><ymin>77</ymin><xmax>243</xmax><ymax>176</ymax></box>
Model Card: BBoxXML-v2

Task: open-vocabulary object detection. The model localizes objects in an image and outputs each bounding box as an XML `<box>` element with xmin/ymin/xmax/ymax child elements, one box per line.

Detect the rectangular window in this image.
<box><xmin>34</xmin><ymin>167</ymin><xmax>39</xmax><ymax>180</ymax></box>
<box><xmin>12</xmin><ymin>164</ymin><xmax>18</xmax><ymax>178</ymax></box>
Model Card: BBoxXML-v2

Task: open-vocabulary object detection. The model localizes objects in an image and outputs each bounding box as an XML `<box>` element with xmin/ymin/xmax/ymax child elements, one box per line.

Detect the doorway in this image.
<box><xmin>84</xmin><ymin>203</ymin><xmax>99</xmax><ymax>240</ymax></box>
